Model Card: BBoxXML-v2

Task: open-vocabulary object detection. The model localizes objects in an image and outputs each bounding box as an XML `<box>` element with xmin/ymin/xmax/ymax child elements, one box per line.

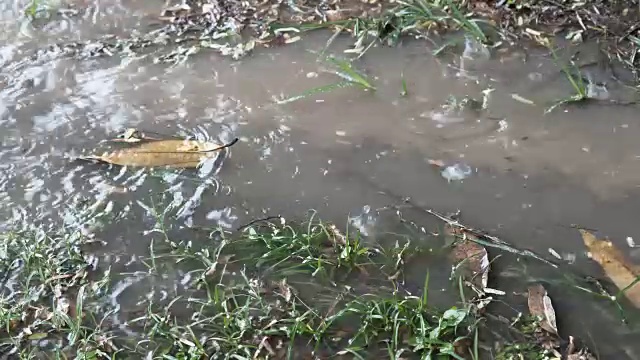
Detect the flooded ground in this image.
<box><xmin>1</xmin><ymin>1</ymin><xmax>640</xmax><ymax>358</ymax></box>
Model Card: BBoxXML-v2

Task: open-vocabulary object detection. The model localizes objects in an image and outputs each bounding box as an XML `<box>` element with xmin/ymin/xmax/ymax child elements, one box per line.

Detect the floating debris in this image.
<box><xmin>511</xmin><ymin>93</ymin><xmax>535</xmax><ymax>105</ymax></box>
<box><xmin>79</xmin><ymin>137</ymin><xmax>238</xmax><ymax>169</ymax></box>
<box><xmin>626</xmin><ymin>236</ymin><xmax>636</xmax><ymax>248</ymax></box>
<box><xmin>579</xmin><ymin>229</ymin><xmax>640</xmax><ymax>308</ymax></box>
<box><xmin>548</xmin><ymin>248</ymin><xmax>562</xmax><ymax>260</ymax></box>
<box><xmin>108</xmin><ymin>128</ymin><xmax>164</xmax><ymax>143</ymax></box>
<box><xmin>441</xmin><ymin>163</ymin><xmax>472</xmax><ymax>181</ymax></box>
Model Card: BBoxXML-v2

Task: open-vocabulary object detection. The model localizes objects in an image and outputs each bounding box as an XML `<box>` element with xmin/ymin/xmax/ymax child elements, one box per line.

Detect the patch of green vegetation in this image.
<box><xmin>496</xmin><ymin>342</ymin><xmax>549</xmax><ymax>360</ymax></box>
<box><xmin>131</xmin><ymin>219</ymin><xmax>479</xmax><ymax>359</ymax></box>
<box><xmin>538</xmin><ymin>38</ymin><xmax>590</xmax><ymax>113</ymax></box>
<box><xmin>24</xmin><ymin>0</ymin><xmax>53</xmax><ymax>20</ymax></box>
<box><xmin>0</xmin><ymin>218</ymin><xmax>115</xmax><ymax>358</ymax></box>
<box><xmin>278</xmin><ymin>55</ymin><xmax>375</xmax><ymax>104</ymax></box>
<box><xmin>323</xmin><ymin>283</ymin><xmax>476</xmax><ymax>359</ymax></box>
<box><xmin>3</xmin><ymin>200</ymin><xmax>610</xmax><ymax>359</ymax></box>
<box><xmin>494</xmin><ymin>315</ymin><xmax>557</xmax><ymax>360</ymax></box>
<box><xmin>274</xmin><ymin>0</ymin><xmax>493</xmax><ymax>58</ymax></box>
<box><xmin>0</xmin><ymin>206</ymin><xmax>488</xmax><ymax>359</ymax></box>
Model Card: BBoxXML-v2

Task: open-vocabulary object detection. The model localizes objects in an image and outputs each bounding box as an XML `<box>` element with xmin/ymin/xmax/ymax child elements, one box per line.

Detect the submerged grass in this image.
<box><xmin>277</xmin><ymin>54</ymin><xmax>375</xmax><ymax>104</ymax></box>
<box><xmin>0</xmin><ymin>202</ymin><xmax>613</xmax><ymax>359</ymax></box>
<box><xmin>0</xmin><ymin>205</ymin><xmax>488</xmax><ymax>358</ymax></box>
<box><xmin>540</xmin><ymin>38</ymin><xmax>591</xmax><ymax>113</ymax></box>
<box><xmin>119</xmin><ymin>213</ymin><xmax>484</xmax><ymax>359</ymax></box>
<box><xmin>0</xmin><ymin>219</ymin><xmax>115</xmax><ymax>358</ymax></box>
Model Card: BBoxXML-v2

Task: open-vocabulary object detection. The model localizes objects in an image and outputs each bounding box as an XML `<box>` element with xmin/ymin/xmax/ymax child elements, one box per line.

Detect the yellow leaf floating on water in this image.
<box><xmin>81</xmin><ymin>138</ymin><xmax>238</xmax><ymax>168</ymax></box>
<box><xmin>579</xmin><ymin>229</ymin><xmax>640</xmax><ymax>308</ymax></box>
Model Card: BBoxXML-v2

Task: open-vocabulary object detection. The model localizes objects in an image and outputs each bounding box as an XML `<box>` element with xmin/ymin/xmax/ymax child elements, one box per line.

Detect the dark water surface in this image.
<box><xmin>1</xmin><ymin>1</ymin><xmax>640</xmax><ymax>358</ymax></box>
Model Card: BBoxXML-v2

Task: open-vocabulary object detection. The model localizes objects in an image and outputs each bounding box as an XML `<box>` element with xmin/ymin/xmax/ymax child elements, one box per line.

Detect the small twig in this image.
<box><xmin>400</xmin><ymin>198</ymin><xmax>559</xmax><ymax>268</ymax></box>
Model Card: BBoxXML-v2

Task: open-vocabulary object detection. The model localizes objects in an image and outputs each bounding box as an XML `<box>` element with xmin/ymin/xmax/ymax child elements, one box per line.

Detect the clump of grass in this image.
<box><xmin>128</xmin><ymin>220</ymin><xmax>481</xmax><ymax>359</ymax></box>
<box><xmin>133</xmin><ymin>270</ymin><xmax>322</xmax><ymax>359</ymax></box>
<box><xmin>540</xmin><ymin>37</ymin><xmax>590</xmax><ymax>113</ymax></box>
<box><xmin>24</xmin><ymin>0</ymin><xmax>55</xmax><ymax>20</ymax></box>
<box><xmin>3</xmin><ymin>198</ymin><xmax>606</xmax><ymax>360</ymax></box>
<box><xmin>0</xmin><ymin>218</ymin><xmax>114</xmax><ymax>358</ymax></box>
<box><xmin>349</xmin><ymin>0</ymin><xmax>490</xmax><ymax>51</ymax></box>
<box><xmin>321</xmin><ymin>272</ymin><xmax>476</xmax><ymax>359</ymax></box>
<box><xmin>274</xmin><ymin>0</ymin><xmax>492</xmax><ymax>59</ymax></box>
<box><xmin>492</xmin><ymin>315</ymin><xmax>561</xmax><ymax>360</ymax></box>
<box><xmin>277</xmin><ymin>55</ymin><xmax>375</xmax><ymax>104</ymax></box>
<box><xmin>219</xmin><ymin>216</ymin><xmax>376</xmax><ymax>280</ymax></box>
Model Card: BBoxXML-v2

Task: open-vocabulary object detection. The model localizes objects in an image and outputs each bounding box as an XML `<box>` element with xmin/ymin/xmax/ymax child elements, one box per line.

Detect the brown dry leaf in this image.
<box><xmin>82</xmin><ymin>138</ymin><xmax>237</xmax><ymax>168</ymax></box>
<box><xmin>527</xmin><ymin>283</ymin><xmax>558</xmax><ymax>336</ymax></box>
<box><xmin>579</xmin><ymin>229</ymin><xmax>640</xmax><ymax>308</ymax></box>
<box><xmin>453</xmin><ymin>337</ymin><xmax>471</xmax><ymax>359</ymax></box>
<box><xmin>447</xmin><ymin>225</ymin><xmax>489</xmax><ymax>290</ymax></box>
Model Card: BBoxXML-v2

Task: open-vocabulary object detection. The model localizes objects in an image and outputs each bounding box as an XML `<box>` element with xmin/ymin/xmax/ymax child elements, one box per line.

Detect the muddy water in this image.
<box><xmin>1</xmin><ymin>2</ymin><xmax>640</xmax><ymax>358</ymax></box>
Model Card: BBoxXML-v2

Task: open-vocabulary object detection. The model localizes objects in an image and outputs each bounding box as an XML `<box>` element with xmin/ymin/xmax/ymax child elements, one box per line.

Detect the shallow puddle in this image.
<box><xmin>1</xmin><ymin>1</ymin><xmax>640</xmax><ymax>358</ymax></box>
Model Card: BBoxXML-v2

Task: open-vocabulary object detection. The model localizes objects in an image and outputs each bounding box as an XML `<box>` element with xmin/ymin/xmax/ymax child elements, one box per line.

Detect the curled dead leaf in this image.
<box><xmin>80</xmin><ymin>138</ymin><xmax>238</xmax><ymax>168</ymax></box>
<box><xmin>579</xmin><ymin>229</ymin><xmax>640</xmax><ymax>308</ymax></box>
<box><xmin>527</xmin><ymin>283</ymin><xmax>558</xmax><ymax>336</ymax></box>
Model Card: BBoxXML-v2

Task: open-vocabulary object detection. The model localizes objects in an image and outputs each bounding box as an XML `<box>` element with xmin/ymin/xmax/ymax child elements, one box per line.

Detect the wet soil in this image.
<box><xmin>1</xmin><ymin>1</ymin><xmax>640</xmax><ymax>358</ymax></box>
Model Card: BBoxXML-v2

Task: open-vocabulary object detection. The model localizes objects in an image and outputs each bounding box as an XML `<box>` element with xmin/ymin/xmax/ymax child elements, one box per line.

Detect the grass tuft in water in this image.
<box><xmin>1</xmin><ymin>200</ymin><xmax>612</xmax><ymax>359</ymax></box>
<box><xmin>277</xmin><ymin>55</ymin><xmax>375</xmax><ymax>104</ymax></box>
<box><xmin>220</xmin><ymin>215</ymin><xmax>375</xmax><ymax>279</ymax></box>
<box><xmin>541</xmin><ymin>38</ymin><xmax>590</xmax><ymax>113</ymax></box>
<box><xmin>0</xmin><ymin>216</ymin><xmax>115</xmax><ymax>358</ymax></box>
<box><xmin>117</xmin><ymin>210</ymin><xmax>490</xmax><ymax>359</ymax></box>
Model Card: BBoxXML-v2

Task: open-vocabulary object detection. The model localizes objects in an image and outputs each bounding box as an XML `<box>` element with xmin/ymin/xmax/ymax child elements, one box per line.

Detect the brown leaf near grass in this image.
<box><xmin>453</xmin><ymin>337</ymin><xmax>472</xmax><ymax>359</ymax></box>
<box><xmin>527</xmin><ymin>283</ymin><xmax>561</xmax><ymax>355</ymax></box>
<box><xmin>527</xmin><ymin>283</ymin><xmax>558</xmax><ymax>336</ymax></box>
<box><xmin>579</xmin><ymin>229</ymin><xmax>640</xmax><ymax>308</ymax></box>
<box><xmin>447</xmin><ymin>225</ymin><xmax>489</xmax><ymax>290</ymax></box>
<box><xmin>81</xmin><ymin>138</ymin><xmax>237</xmax><ymax>168</ymax></box>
